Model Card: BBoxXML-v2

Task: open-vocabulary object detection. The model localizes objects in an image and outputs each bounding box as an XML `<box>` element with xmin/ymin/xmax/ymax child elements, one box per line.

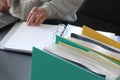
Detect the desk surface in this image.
<box><xmin>0</xmin><ymin>23</ymin><xmax>120</xmax><ymax>80</ymax></box>
<box><xmin>0</xmin><ymin>25</ymin><xmax>31</xmax><ymax>80</ymax></box>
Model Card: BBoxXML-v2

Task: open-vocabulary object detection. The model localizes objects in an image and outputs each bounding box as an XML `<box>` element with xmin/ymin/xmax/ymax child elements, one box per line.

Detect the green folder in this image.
<box><xmin>31</xmin><ymin>47</ymin><xmax>105</xmax><ymax>80</ymax></box>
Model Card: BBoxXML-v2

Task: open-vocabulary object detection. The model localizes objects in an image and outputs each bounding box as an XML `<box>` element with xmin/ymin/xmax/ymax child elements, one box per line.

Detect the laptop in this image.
<box><xmin>0</xmin><ymin>12</ymin><xmax>20</xmax><ymax>29</ymax></box>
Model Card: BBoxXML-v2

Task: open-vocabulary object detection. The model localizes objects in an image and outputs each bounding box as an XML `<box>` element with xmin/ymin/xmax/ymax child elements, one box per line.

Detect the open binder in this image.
<box><xmin>31</xmin><ymin>34</ymin><xmax>120</xmax><ymax>80</ymax></box>
<box><xmin>31</xmin><ymin>47</ymin><xmax>105</xmax><ymax>80</ymax></box>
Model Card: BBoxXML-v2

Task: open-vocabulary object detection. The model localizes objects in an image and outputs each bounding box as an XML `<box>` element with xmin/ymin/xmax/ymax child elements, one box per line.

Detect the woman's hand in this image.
<box><xmin>27</xmin><ymin>7</ymin><xmax>48</xmax><ymax>26</ymax></box>
<box><xmin>0</xmin><ymin>0</ymin><xmax>10</xmax><ymax>12</ymax></box>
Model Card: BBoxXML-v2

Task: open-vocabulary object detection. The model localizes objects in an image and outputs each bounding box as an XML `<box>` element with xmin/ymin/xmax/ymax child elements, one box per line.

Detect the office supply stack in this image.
<box><xmin>31</xmin><ymin>25</ymin><xmax>120</xmax><ymax>80</ymax></box>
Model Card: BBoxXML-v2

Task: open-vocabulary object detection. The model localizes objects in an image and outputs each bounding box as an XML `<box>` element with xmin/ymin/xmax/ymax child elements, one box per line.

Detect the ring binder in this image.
<box><xmin>31</xmin><ymin>47</ymin><xmax>105</xmax><ymax>80</ymax></box>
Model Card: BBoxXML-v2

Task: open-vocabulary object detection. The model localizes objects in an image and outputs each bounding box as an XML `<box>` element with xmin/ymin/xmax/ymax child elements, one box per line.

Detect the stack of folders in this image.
<box><xmin>31</xmin><ymin>25</ymin><xmax>120</xmax><ymax>80</ymax></box>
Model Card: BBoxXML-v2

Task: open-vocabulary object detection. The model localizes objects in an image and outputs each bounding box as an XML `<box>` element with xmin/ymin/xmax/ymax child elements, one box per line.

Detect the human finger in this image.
<box><xmin>35</xmin><ymin>8</ymin><xmax>48</xmax><ymax>25</ymax></box>
<box><xmin>7</xmin><ymin>0</ymin><xmax>11</xmax><ymax>7</ymax></box>
<box><xmin>27</xmin><ymin>10</ymin><xmax>35</xmax><ymax>23</ymax></box>
<box><xmin>27</xmin><ymin>9</ymin><xmax>36</xmax><ymax>22</ymax></box>
<box><xmin>4</xmin><ymin>1</ymin><xmax>9</xmax><ymax>11</ymax></box>
<box><xmin>0</xmin><ymin>3</ymin><xmax>5</xmax><ymax>11</ymax></box>
<box><xmin>27</xmin><ymin>8</ymin><xmax>38</xmax><ymax>22</ymax></box>
<box><xmin>0</xmin><ymin>2</ymin><xmax>9</xmax><ymax>12</ymax></box>
<box><xmin>27</xmin><ymin>12</ymin><xmax>37</xmax><ymax>25</ymax></box>
<box><xmin>27</xmin><ymin>7</ymin><xmax>39</xmax><ymax>25</ymax></box>
<box><xmin>33</xmin><ymin>13</ymin><xmax>43</xmax><ymax>26</ymax></box>
<box><xmin>39</xmin><ymin>15</ymin><xmax>47</xmax><ymax>24</ymax></box>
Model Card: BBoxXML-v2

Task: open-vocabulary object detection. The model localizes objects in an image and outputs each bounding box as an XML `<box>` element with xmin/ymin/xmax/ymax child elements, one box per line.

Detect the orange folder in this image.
<box><xmin>82</xmin><ymin>25</ymin><xmax>120</xmax><ymax>50</ymax></box>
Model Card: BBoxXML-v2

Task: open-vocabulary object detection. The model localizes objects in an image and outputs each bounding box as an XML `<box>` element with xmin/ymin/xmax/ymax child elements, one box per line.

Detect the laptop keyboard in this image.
<box><xmin>0</xmin><ymin>12</ymin><xmax>4</xmax><ymax>16</ymax></box>
<box><xmin>0</xmin><ymin>21</ymin><xmax>5</xmax><ymax>26</ymax></box>
<box><xmin>0</xmin><ymin>12</ymin><xmax>19</xmax><ymax>28</ymax></box>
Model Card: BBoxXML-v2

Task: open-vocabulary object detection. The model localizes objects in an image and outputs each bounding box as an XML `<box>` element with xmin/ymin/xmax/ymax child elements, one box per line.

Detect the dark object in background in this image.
<box><xmin>75</xmin><ymin>0</ymin><xmax>120</xmax><ymax>35</ymax></box>
<box><xmin>0</xmin><ymin>12</ymin><xmax>19</xmax><ymax>29</ymax></box>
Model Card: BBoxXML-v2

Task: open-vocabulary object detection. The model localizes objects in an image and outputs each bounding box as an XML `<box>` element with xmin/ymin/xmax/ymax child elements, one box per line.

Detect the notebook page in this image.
<box><xmin>3</xmin><ymin>22</ymin><xmax>64</xmax><ymax>53</ymax></box>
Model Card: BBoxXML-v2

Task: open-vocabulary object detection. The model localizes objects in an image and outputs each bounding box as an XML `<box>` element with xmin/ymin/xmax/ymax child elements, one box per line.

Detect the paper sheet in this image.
<box><xmin>3</xmin><ymin>22</ymin><xmax>65</xmax><ymax>53</ymax></box>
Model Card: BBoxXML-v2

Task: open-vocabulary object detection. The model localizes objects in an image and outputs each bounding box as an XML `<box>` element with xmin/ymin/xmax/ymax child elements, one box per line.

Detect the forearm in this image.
<box><xmin>41</xmin><ymin>0</ymin><xmax>84</xmax><ymax>18</ymax></box>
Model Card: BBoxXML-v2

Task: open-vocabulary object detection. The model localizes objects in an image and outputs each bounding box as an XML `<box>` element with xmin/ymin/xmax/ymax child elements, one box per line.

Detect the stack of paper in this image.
<box><xmin>64</xmin><ymin>24</ymin><xmax>120</xmax><ymax>61</ymax></box>
<box><xmin>70</xmin><ymin>33</ymin><xmax>120</xmax><ymax>62</ymax></box>
<box><xmin>43</xmin><ymin>35</ymin><xmax>120</xmax><ymax>80</ymax></box>
<box><xmin>42</xmin><ymin>25</ymin><xmax>120</xmax><ymax>80</ymax></box>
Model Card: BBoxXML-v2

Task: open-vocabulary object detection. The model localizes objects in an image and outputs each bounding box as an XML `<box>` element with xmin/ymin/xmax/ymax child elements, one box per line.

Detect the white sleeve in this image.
<box><xmin>41</xmin><ymin>0</ymin><xmax>84</xmax><ymax>18</ymax></box>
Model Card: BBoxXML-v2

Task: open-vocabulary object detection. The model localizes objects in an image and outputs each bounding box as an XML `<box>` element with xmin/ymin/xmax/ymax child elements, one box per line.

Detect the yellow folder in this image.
<box><xmin>82</xmin><ymin>25</ymin><xmax>120</xmax><ymax>50</ymax></box>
